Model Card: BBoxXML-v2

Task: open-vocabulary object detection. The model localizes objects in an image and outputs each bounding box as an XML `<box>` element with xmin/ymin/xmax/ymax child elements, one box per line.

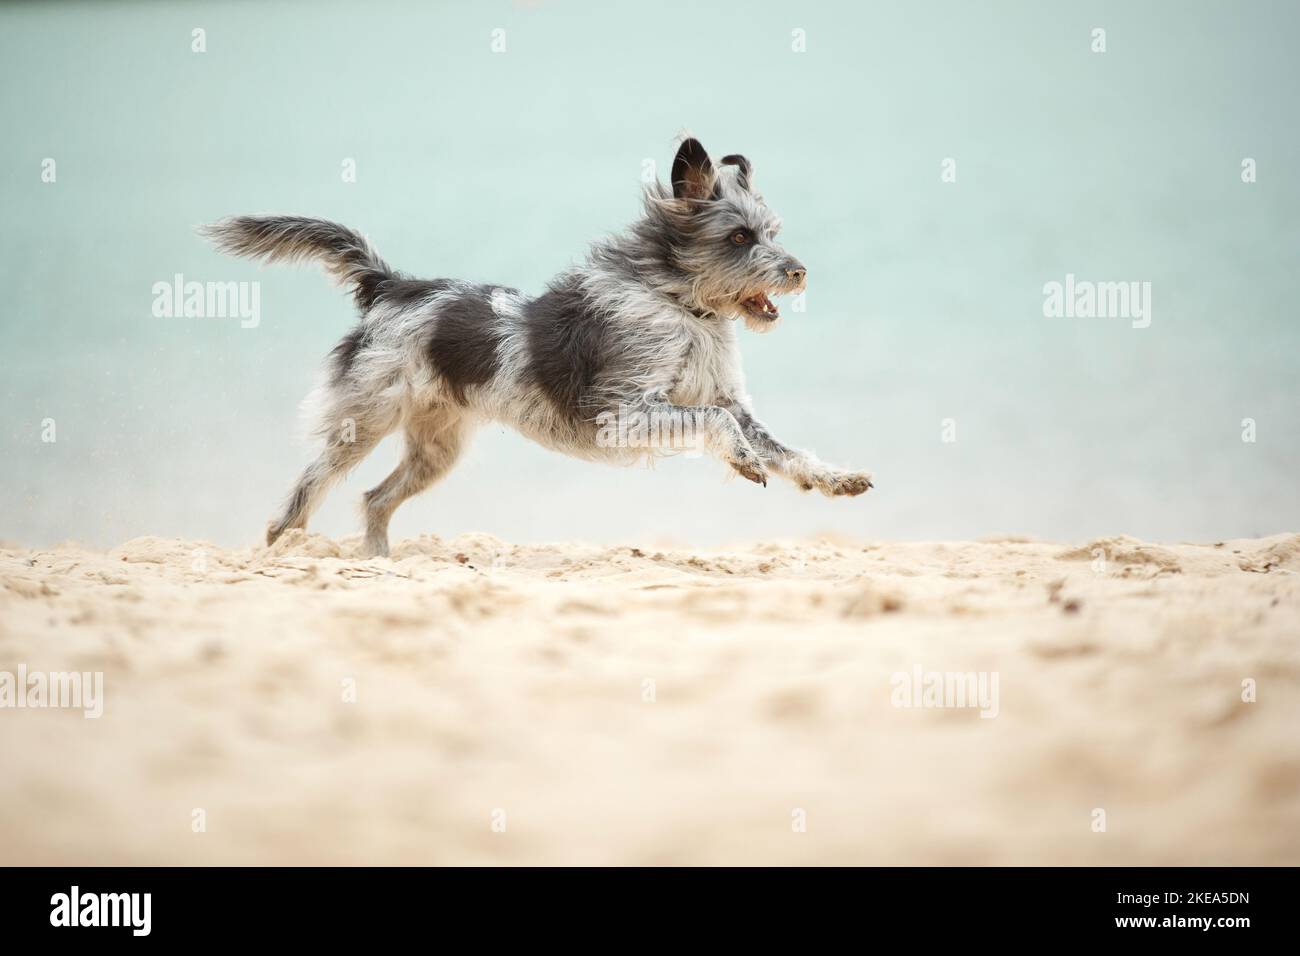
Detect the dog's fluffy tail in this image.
<box><xmin>200</xmin><ymin>215</ymin><xmax>395</xmax><ymax>312</ymax></box>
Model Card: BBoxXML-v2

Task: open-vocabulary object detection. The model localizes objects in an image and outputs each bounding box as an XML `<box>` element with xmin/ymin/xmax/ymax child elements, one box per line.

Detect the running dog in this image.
<box><xmin>204</xmin><ymin>137</ymin><xmax>873</xmax><ymax>556</ymax></box>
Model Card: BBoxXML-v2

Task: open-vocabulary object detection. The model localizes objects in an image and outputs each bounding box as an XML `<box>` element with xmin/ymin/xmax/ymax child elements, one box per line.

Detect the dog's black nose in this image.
<box><xmin>786</xmin><ymin>266</ymin><xmax>807</xmax><ymax>284</ymax></box>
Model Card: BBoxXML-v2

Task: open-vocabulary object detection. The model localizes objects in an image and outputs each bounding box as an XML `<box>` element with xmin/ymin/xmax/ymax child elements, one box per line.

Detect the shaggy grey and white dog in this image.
<box><xmin>204</xmin><ymin>137</ymin><xmax>873</xmax><ymax>557</ymax></box>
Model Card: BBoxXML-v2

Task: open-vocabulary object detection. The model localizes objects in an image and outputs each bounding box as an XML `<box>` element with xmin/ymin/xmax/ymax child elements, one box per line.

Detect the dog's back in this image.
<box><xmin>205</xmin><ymin>215</ymin><xmax>731</xmax><ymax>457</ymax></box>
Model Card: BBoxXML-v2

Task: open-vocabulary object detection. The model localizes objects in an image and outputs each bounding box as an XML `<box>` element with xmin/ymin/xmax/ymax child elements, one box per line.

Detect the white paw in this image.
<box><xmin>801</xmin><ymin>469</ymin><xmax>873</xmax><ymax>497</ymax></box>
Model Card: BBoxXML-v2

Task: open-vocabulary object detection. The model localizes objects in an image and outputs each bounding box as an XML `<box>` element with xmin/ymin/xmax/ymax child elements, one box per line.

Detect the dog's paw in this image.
<box><xmin>728</xmin><ymin>446</ymin><xmax>768</xmax><ymax>487</ymax></box>
<box><xmin>802</xmin><ymin>469</ymin><xmax>873</xmax><ymax>497</ymax></box>
<box><xmin>833</xmin><ymin>471</ymin><xmax>874</xmax><ymax>496</ymax></box>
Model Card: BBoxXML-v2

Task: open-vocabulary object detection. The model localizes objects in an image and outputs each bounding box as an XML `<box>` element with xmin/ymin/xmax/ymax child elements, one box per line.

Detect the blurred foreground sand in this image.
<box><xmin>1</xmin><ymin>531</ymin><xmax>1297</xmax><ymax>865</ymax></box>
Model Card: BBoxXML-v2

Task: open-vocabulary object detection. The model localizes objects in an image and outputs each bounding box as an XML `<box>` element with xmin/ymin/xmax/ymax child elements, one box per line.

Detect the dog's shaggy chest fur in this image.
<box><xmin>205</xmin><ymin>137</ymin><xmax>872</xmax><ymax>556</ymax></box>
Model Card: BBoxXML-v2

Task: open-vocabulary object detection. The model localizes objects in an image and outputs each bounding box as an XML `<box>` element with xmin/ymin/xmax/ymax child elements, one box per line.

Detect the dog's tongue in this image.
<box><xmin>746</xmin><ymin>292</ymin><xmax>779</xmax><ymax>317</ymax></box>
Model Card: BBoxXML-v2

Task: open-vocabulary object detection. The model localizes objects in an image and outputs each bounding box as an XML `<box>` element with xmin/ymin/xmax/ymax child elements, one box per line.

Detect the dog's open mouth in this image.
<box><xmin>739</xmin><ymin>291</ymin><xmax>781</xmax><ymax>322</ymax></box>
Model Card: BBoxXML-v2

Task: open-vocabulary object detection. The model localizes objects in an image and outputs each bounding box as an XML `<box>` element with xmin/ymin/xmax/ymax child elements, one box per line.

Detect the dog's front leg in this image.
<box><xmin>728</xmin><ymin>401</ymin><xmax>873</xmax><ymax>497</ymax></box>
<box><xmin>610</xmin><ymin>390</ymin><xmax>768</xmax><ymax>486</ymax></box>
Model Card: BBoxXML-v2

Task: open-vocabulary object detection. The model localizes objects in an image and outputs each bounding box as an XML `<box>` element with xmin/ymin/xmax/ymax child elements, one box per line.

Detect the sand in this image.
<box><xmin>1</xmin><ymin>531</ymin><xmax>1297</xmax><ymax>866</ymax></box>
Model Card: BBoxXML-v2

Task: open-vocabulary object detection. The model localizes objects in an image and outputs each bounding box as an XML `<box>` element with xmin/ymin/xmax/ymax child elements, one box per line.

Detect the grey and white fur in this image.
<box><xmin>203</xmin><ymin>137</ymin><xmax>873</xmax><ymax>557</ymax></box>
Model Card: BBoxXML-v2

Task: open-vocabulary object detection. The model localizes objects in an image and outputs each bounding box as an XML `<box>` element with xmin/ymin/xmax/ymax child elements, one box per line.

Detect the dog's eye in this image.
<box><xmin>730</xmin><ymin>230</ymin><xmax>752</xmax><ymax>246</ymax></box>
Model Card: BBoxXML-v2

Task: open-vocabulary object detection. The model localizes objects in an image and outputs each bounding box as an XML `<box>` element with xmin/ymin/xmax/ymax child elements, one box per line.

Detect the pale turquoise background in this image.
<box><xmin>2</xmin><ymin>0</ymin><xmax>1297</xmax><ymax>548</ymax></box>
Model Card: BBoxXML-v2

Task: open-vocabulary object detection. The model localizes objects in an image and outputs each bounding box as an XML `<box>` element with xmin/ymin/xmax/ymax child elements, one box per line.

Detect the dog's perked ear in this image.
<box><xmin>671</xmin><ymin>137</ymin><xmax>717</xmax><ymax>202</ymax></box>
<box><xmin>719</xmin><ymin>154</ymin><xmax>752</xmax><ymax>191</ymax></box>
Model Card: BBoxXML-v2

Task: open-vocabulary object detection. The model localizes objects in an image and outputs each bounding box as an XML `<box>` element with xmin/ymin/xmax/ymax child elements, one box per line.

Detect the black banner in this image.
<box><xmin>0</xmin><ymin>866</ymin><xmax>1280</xmax><ymax>943</ymax></box>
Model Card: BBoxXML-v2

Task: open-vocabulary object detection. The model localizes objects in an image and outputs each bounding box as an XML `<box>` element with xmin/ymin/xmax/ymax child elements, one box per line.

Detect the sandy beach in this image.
<box><xmin>1</xmin><ymin>531</ymin><xmax>1297</xmax><ymax>866</ymax></box>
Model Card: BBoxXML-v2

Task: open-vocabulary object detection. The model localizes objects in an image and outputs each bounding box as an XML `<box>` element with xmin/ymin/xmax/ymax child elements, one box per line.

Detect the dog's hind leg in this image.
<box><xmin>361</xmin><ymin>409</ymin><xmax>467</xmax><ymax>558</ymax></box>
<box><xmin>266</xmin><ymin>404</ymin><xmax>399</xmax><ymax>547</ymax></box>
<box><xmin>267</xmin><ymin>438</ymin><xmax>377</xmax><ymax>546</ymax></box>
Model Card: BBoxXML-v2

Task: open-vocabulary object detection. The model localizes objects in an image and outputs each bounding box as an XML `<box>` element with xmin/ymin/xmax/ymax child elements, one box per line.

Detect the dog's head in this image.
<box><xmin>642</xmin><ymin>138</ymin><xmax>807</xmax><ymax>332</ymax></box>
